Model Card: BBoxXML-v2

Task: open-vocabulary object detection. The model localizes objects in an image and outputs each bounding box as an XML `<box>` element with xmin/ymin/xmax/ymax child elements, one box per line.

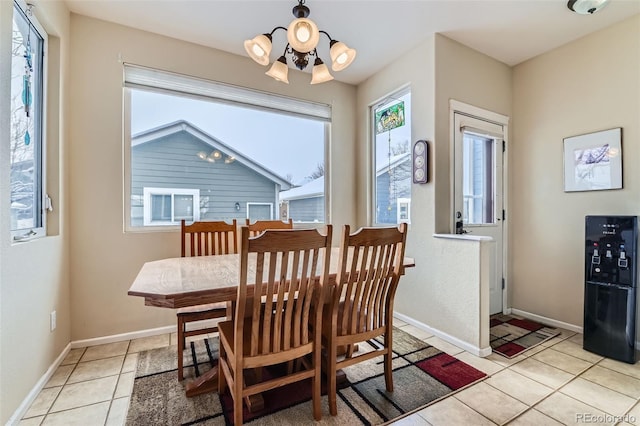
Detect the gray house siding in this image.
<box><xmin>287</xmin><ymin>196</ymin><xmax>324</xmax><ymax>223</ymax></box>
<box><xmin>131</xmin><ymin>130</ymin><xmax>278</xmax><ymax>226</ymax></box>
<box><xmin>376</xmin><ymin>161</ymin><xmax>411</xmax><ymax>224</ymax></box>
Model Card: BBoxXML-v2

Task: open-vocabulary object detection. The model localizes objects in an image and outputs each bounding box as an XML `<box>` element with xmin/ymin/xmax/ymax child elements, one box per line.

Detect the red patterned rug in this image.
<box><xmin>127</xmin><ymin>327</ymin><xmax>487</xmax><ymax>425</ymax></box>
<box><xmin>490</xmin><ymin>314</ymin><xmax>560</xmax><ymax>358</ymax></box>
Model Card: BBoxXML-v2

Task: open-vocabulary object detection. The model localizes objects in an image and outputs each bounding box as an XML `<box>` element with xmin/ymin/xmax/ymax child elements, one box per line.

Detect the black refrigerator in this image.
<box><xmin>584</xmin><ymin>215</ymin><xmax>638</xmax><ymax>364</ymax></box>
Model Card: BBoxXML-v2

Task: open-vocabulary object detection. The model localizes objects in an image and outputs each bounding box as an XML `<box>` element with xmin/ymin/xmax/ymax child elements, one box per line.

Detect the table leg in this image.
<box><xmin>185</xmin><ymin>367</ymin><xmax>265</xmax><ymax>413</ymax></box>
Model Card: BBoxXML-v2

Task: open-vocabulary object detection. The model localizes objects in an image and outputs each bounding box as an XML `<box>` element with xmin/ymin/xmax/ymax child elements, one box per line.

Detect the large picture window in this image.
<box><xmin>10</xmin><ymin>1</ymin><xmax>46</xmax><ymax>241</ymax></box>
<box><xmin>372</xmin><ymin>88</ymin><xmax>411</xmax><ymax>225</ymax></box>
<box><xmin>124</xmin><ymin>65</ymin><xmax>329</xmax><ymax>230</ymax></box>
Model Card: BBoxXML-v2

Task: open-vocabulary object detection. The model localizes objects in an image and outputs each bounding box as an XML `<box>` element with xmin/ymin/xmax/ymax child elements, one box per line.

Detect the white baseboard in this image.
<box><xmin>394</xmin><ymin>312</ymin><xmax>492</xmax><ymax>357</ymax></box>
<box><xmin>70</xmin><ymin>325</ymin><xmax>176</xmax><ymax>349</ymax></box>
<box><xmin>7</xmin><ymin>343</ymin><xmax>71</xmax><ymax>426</ymax></box>
<box><xmin>509</xmin><ymin>309</ymin><xmax>583</xmax><ymax>334</ymax></box>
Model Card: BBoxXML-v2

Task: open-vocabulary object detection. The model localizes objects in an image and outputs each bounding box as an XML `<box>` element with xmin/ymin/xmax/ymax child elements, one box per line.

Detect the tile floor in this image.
<box><xmin>18</xmin><ymin>318</ymin><xmax>640</xmax><ymax>425</ymax></box>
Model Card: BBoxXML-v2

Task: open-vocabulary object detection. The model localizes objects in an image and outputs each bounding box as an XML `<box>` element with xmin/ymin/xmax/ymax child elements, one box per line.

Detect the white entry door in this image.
<box><xmin>453</xmin><ymin>112</ymin><xmax>505</xmax><ymax>314</ymax></box>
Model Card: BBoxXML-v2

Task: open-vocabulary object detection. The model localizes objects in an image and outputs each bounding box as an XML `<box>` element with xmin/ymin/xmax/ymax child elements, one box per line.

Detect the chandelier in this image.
<box><xmin>243</xmin><ymin>0</ymin><xmax>356</xmax><ymax>84</ymax></box>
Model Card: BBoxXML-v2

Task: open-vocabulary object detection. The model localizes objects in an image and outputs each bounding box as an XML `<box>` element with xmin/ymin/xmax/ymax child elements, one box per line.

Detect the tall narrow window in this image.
<box><xmin>10</xmin><ymin>1</ymin><xmax>46</xmax><ymax>240</ymax></box>
<box><xmin>372</xmin><ymin>88</ymin><xmax>411</xmax><ymax>225</ymax></box>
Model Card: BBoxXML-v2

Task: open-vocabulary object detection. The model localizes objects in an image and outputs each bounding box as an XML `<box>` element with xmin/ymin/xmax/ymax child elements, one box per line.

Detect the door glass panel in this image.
<box><xmin>462</xmin><ymin>133</ymin><xmax>494</xmax><ymax>225</ymax></box>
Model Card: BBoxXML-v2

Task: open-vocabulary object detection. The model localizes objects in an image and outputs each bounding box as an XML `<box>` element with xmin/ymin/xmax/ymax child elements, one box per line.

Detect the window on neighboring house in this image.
<box><xmin>247</xmin><ymin>203</ymin><xmax>273</xmax><ymax>221</ymax></box>
<box><xmin>143</xmin><ymin>188</ymin><xmax>200</xmax><ymax>226</ymax></box>
<box><xmin>372</xmin><ymin>88</ymin><xmax>411</xmax><ymax>225</ymax></box>
<box><xmin>123</xmin><ymin>65</ymin><xmax>329</xmax><ymax>231</ymax></box>
<box><xmin>10</xmin><ymin>1</ymin><xmax>46</xmax><ymax>241</ymax></box>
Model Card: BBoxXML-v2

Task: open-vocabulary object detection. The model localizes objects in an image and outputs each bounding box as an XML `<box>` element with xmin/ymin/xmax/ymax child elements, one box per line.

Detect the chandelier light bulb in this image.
<box><xmin>244</xmin><ymin>34</ymin><xmax>272</xmax><ymax>66</ymax></box>
<box><xmin>287</xmin><ymin>18</ymin><xmax>319</xmax><ymax>53</ymax></box>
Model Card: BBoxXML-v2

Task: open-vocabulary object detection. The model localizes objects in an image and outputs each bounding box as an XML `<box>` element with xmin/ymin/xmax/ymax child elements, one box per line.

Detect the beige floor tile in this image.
<box><xmin>560</xmin><ymin>377</ymin><xmax>635</xmax><ymax>416</ymax></box>
<box><xmin>18</xmin><ymin>416</ymin><xmax>44</xmax><ymax>425</ymax></box>
<box><xmin>42</xmin><ymin>401</ymin><xmax>110</xmax><ymax>426</ymax></box>
<box><xmin>44</xmin><ymin>365</ymin><xmax>74</xmax><ymax>388</ymax></box>
<box><xmin>425</xmin><ymin>336</ymin><xmax>464</xmax><ymax>355</ymax></box>
<box><xmin>510</xmin><ymin>358</ymin><xmax>574</xmax><ymax>389</ymax></box>
<box><xmin>418</xmin><ymin>396</ymin><xmax>496</xmax><ymax>426</ymax></box>
<box><xmin>127</xmin><ymin>334</ymin><xmax>171</xmax><ymax>353</ymax></box>
<box><xmin>23</xmin><ymin>387</ymin><xmax>62</xmax><ymax>418</ymax></box>
<box><xmin>81</xmin><ymin>341</ymin><xmax>129</xmax><ymax>362</ymax></box>
<box><xmin>106</xmin><ymin>397</ymin><xmax>130</xmax><ymax>426</ymax></box>
<box><xmin>121</xmin><ymin>353</ymin><xmax>138</xmax><ymax>373</ymax></box>
<box><xmin>623</xmin><ymin>402</ymin><xmax>640</xmax><ymax>425</ymax></box>
<box><xmin>390</xmin><ymin>412</ymin><xmax>432</xmax><ymax>425</ymax></box>
<box><xmin>581</xmin><ymin>365</ymin><xmax>640</xmax><ymax>398</ymax></box>
<box><xmin>598</xmin><ymin>358</ymin><xmax>640</xmax><ymax>380</ymax></box>
<box><xmin>567</xmin><ymin>333</ymin><xmax>583</xmax><ymax>346</ymax></box>
<box><xmin>531</xmin><ymin>348</ymin><xmax>593</xmax><ymax>375</ymax></box>
<box><xmin>50</xmin><ymin>376</ymin><xmax>118</xmax><ymax>413</ymax></box>
<box><xmin>455</xmin><ymin>352</ymin><xmax>504</xmax><ymax>376</ymax></box>
<box><xmin>536</xmin><ymin>392</ymin><xmax>615</xmax><ymax>425</ymax></box>
<box><xmin>507</xmin><ymin>408</ymin><xmax>563</xmax><ymax>425</ymax></box>
<box><xmin>455</xmin><ymin>382</ymin><xmax>527</xmax><ymax>424</ymax></box>
<box><xmin>485</xmin><ymin>369</ymin><xmax>554</xmax><ymax>406</ymax></box>
<box><xmin>401</xmin><ymin>324</ymin><xmax>433</xmax><ymax>340</ymax></box>
<box><xmin>114</xmin><ymin>372</ymin><xmax>134</xmax><ymax>398</ymax></box>
<box><xmin>393</xmin><ymin>317</ymin><xmax>409</xmax><ymax>328</ymax></box>
<box><xmin>549</xmin><ymin>340</ymin><xmax>603</xmax><ymax>363</ymax></box>
<box><xmin>67</xmin><ymin>356</ymin><xmax>124</xmax><ymax>384</ymax></box>
<box><xmin>60</xmin><ymin>348</ymin><xmax>85</xmax><ymax>366</ymax></box>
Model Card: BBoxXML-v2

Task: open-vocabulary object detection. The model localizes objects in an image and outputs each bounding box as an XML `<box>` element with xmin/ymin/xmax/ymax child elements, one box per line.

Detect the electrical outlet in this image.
<box><xmin>50</xmin><ymin>310</ymin><xmax>56</xmax><ymax>331</ymax></box>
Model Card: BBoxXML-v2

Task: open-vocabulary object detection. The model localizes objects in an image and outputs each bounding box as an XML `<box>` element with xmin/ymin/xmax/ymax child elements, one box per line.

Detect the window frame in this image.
<box><xmin>246</xmin><ymin>202</ymin><xmax>274</xmax><ymax>221</ymax></box>
<box><xmin>370</xmin><ymin>85</ymin><xmax>411</xmax><ymax>227</ymax></box>
<box><xmin>122</xmin><ymin>65</ymin><xmax>331</xmax><ymax>232</ymax></box>
<box><xmin>10</xmin><ymin>0</ymin><xmax>47</xmax><ymax>242</ymax></box>
<box><xmin>142</xmin><ymin>187</ymin><xmax>200</xmax><ymax>226</ymax></box>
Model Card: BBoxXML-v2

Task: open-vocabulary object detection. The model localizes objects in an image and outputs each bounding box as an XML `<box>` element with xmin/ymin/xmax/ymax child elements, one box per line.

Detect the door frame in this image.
<box><xmin>449</xmin><ymin>100</ymin><xmax>510</xmax><ymax>314</ymax></box>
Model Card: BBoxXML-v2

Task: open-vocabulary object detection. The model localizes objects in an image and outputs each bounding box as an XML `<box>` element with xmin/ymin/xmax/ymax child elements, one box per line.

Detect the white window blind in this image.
<box><xmin>123</xmin><ymin>64</ymin><xmax>331</xmax><ymax>121</ymax></box>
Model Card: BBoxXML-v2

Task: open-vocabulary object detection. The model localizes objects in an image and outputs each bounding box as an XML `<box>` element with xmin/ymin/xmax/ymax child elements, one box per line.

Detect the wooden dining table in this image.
<box><xmin>128</xmin><ymin>247</ymin><xmax>415</xmax><ymax>409</ymax></box>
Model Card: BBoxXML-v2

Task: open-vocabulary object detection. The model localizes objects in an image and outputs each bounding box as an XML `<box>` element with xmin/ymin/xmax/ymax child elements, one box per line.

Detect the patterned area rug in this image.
<box><xmin>490</xmin><ymin>314</ymin><xmax>560</xmax><ymax>358</ymax></box>
<box><xmin>126</xmin><ymin>327</ymin><xmax>486</xmax><ymax>425</ymax></box>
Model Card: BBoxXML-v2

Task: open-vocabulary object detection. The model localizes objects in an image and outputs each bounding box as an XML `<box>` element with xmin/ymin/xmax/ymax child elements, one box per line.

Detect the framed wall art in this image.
<box><xmin>563</xmin><ymin>127</ymin><xmax>622</xmax><ymax>192</ymax></box>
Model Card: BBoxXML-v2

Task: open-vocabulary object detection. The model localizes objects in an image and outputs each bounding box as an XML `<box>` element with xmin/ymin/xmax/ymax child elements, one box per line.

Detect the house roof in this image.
<box><xmin>280</xmin><ymin>176</ymin><xmax>324</xmax><ymax>201</ymax></box>
<box><xmin>376</xmin><ymin>152</ymin><xmax>411</xmax><ymax>177</ymax></box>
<box><xmin>132</xmin><ymin>120</ymin><xmax>292</xmax><ymax>190</ymax></box>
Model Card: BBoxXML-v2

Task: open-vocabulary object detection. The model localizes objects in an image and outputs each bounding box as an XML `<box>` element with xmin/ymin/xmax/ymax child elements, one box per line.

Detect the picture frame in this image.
<box><xmin>412</xmin><ymin>140</ymin><xmax>428</xmax><ymax>184</ymax></box>
<box><xmin>563</xmin><ymin>127</ymin><xmax>622</xmax><ymax>192</ymax></box>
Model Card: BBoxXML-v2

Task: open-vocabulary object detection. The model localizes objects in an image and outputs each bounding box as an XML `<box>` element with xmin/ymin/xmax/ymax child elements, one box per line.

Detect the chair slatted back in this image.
<box><xmin>333</xmin><ymin>223</ymin><xmax>407</xmax><ymax>338</ymax></box>
<box><xmin>245</xmin><ymin>218</ymin><xmax>293</xmax><ymax>237</ymax></box>
<box><xmin>181</xmin><ymin>219</ymin><xmax>238</xmax><ymax>257</ymax></box>
<box><xmin>236</xmin><ymin>226</ymin><xmax>332</xmax><ymax>359</ymax></box>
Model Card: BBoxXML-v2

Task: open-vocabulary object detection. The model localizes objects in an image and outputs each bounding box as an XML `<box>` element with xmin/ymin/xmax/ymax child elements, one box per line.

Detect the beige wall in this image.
<box><xmin>511</xmin><ymin>15</ymin><xmax>640</xmax><ymax>326</ymax></box>
<box><xmin>68</xmin><ymin>14</ymin><xmax>357</xmax><ymax>341</ymax></box>
<box><xmin>0</xmin><ymin>1</ymin><xmax>70</xmax><ymax>423</ymax></box>
<box><xmin>356</xmin><ymin>34</ymin><xmax>510</xmax><ymax>351</ymax></box>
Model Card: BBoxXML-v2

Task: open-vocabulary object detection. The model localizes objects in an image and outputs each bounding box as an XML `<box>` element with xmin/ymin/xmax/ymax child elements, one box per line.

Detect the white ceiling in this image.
<box><xmin>63</xmin><ymin>0</ymin><xmax>640</xmax><ymax>85</ymax></box>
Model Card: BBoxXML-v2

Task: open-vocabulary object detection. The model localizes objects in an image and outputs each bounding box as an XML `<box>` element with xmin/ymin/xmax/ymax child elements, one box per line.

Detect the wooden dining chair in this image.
<box><xmin>177</xmin><ymin>219</ymin><xmax>238</xmax><ymax>381</ymax></box>
<box><xmin>322</xmin><ymin>223</ymin><xmax>408</xmax><ymax>416</ymax></box>
<box><xmin>245</xmin><ymin>218</ymin><xmax>293</xmax><ymax>237</ymax></box>
<box><xmin>218</xmin><ymin>225</ymin><xmax>332</xmax><ymax>425</ymax></box>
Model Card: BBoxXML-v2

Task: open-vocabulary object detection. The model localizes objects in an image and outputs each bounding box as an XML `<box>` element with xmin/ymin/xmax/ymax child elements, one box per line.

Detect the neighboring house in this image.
<box><xmin>279</xmin><ymin>176</ymin><xmax>325</xmax><ymax>223</ymax></box>
<box><xmin>376</xmin><ymin>152</ymin><xmax>411</xmax><ymax>224</ymax></box>
<box><xmin>131</xmin><ymin>120</ymin><xmax>291</xmax><ymax>226</ymax></box>
<box><xmin>279</xmin><ymin>152</ymin><xmax>411</xmax><ymax>225</ymax></box>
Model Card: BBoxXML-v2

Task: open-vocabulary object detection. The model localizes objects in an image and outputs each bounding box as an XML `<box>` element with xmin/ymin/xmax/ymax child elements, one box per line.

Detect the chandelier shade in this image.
<box><xmin>243</xmin><ymin>0</ymin><xmax>356</xmax><ymax>84</ymax></box>
<box><xmin>265</xmin><ymin>56</ymin><xmax>290</xmax><ymax>84</ymax></box>
<box><xmin>244</xmin><ymin>34</ymin><xmax>273</xmax><ymax>66</ymax></box>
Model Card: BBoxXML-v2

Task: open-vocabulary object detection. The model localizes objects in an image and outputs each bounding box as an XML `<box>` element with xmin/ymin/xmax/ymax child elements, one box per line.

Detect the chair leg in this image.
<box><xmin>218</xmin><ymin>344</ymin><xmax>227</xmax><ymax>394</ymax></box>
<box><xmin>384</xmin><ymin>330</ymin><xmax>393</xmax><ymax>392</ymax></box>
<box><xmin>328</xmin><ymin>338</ymin><xmax>338</xmax><ymax>416</ymax></box>
<box><xmin>234</xmin><ymin>370</ymin><xmax>243</xmax><ymax>426</ymax></box>
<box><xmin>312</xmin><ymin>340</ymin><xmax>322</xmax><ymax>421</ymax></box>
<box><xmin>177</xmin><ymin>317</ymin><xmax>184</xmax><ymax>381</ymax></box>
